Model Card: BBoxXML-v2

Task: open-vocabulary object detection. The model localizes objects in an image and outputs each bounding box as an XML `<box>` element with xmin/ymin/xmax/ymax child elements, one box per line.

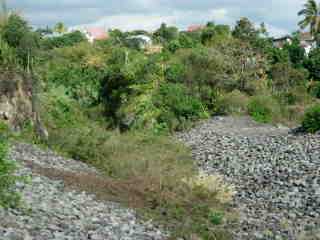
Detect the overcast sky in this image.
<box><xmin>9</xmin><ymin>0</ymin><xmax>307</xmax><ymax>37</ymax></box>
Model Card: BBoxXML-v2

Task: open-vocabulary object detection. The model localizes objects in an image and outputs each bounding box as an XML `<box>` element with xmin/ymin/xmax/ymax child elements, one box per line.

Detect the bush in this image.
<box><xmin>153</xmin><ymin>83</ymin><xmax>208</xmax><ymax>131</ymax></box>
<box><xmin>0</xmin><ymin>123</ymin><xmax>21</xmax><ymax>209</ymax></box>
<box><xmin>304</xmin><ymin>48</ymin><xmax>320</xmax><ymax>81</ymax></box>
<box><xmin>165</xmin><ymin>63</ymin><xmax>185</xmax><ymax>83</ymax></box>
<box><xmin>309</xmin><ymin>82</ymin><xmax>320</xmax><ymax>98</ymax></box>
<box><xmin>220</xmin><ymin>90</ymin><xmax>249</xmax><ymax>115</ymax></box>
<box><xmin>248</xmin><ymin>96</ymin><xmax>280</xmax><ymax>123</ymax></box>
<box><xmin>270</xmin><ymin>63</ymin><xmax>308</xmax><ymax>92</ymax></box>
<box><xmin>41</xmin><ymin>31</ymin><xmax>87</xmax><ymax>50</ymax></box>
<box><xmin>302</xmin><ymin>105</ymin><xmax>320</xmax><ymax>133</ymax></box>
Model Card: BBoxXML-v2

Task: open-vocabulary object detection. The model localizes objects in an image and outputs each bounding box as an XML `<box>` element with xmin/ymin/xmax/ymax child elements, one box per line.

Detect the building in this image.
<box><xmin>187</xmin><ymin>25</ymin><xmax>205</xmax><ymax>32</ymax></box>
<box><xmin>272</xmin><ymin>35</ymin><xmax>293</xmax><ymax>48</ymax></box>
<box><xmin>299</xmin><ymin>32</ymin><xmax>316</xmax><ymax>55</ymax></box>
<box><xmin>273</xmin><ymin>32</ymin><xmax>316</xmax><ymax>55</ymax></box>
<box><xmin>84</xmin><ymin>27</ymin><xmax>108</xmax><ymax>43</ymax></box>
<box><xmin>126</xmin><ymin>34</ymin><xmax>152</xmax><ymax>49</ymax></box>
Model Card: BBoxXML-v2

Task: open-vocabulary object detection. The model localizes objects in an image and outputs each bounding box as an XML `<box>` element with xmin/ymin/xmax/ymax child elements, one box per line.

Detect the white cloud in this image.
<box><xmin>11</xmin><ymin>0</ymin><xmax>307</xmax><ymax>36</ymax></box>
<box><xmin>265</xmin><ymin>24</ymin><xmax>289</xmax><ymax>37</ymax></box>
<box><xmin>209</xmin><ymin>8</ymin><xmax>230</xmax><ymax>22</ymax></box>
<box><xmin>74</xmin><ymin>8</ymin><xmax>233</xmax><ymax>32</ymax></box>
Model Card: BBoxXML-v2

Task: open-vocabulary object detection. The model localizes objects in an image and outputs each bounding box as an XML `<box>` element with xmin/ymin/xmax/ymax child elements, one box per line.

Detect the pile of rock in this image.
<box><xmin>178</xmin><ymin>116</ymin><xmax>320</xmax><ymax>240</ymax></box>
<box><xmin>0</xmin><ymin>143</ymin><xmax>166</xmax><ymax>240</ymax></box>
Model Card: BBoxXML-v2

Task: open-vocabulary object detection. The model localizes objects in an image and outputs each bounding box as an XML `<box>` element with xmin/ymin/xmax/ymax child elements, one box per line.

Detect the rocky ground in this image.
<box><xmin>177</xmin><ymin>116</ymin><xmax>320</xmax><ymax>240</ymax></box>
<box><xmin>0</xmin><ymin>143</ymin><xmax>165</xmax><ymax>240</ymax></box>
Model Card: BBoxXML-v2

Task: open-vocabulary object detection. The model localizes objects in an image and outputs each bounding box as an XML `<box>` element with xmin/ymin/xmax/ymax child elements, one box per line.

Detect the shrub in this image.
<box><xmin>304</xmin><ymin>48</ymin><xmax>320</xmax><ymax>81</ymax></box>
<box><xmin>248</xmin><ymin>96</ymin><xmax>280</xmax><ymax>123</ymax></box>
<box><xmin>41</xmin><ymin>31</ymin><xmax>87</xmax><ymax>50</ymax></box>
<box><xmin>270</xmin><ymin>63</ymin><xmax>308</xmax><ymax>92</ymax></box>
<box><xmin>309</xmin><ymin>82</ymin><xmax>320</xmax><ymax>99</ymax></box>
<box><xmin>165</xmin><ymin>63</ymin><xmax>185</xmax><ymax>83</ymax></box>
<box><xmin>302</xmin><ymin>105</ymin><xmax>320</xmax><ymax>133</ymax></box>
<box><xmin>220</xmin><ymin>90</ymin><xmax>249</xmax><ymax>115</ymax></box>
<box><xmin>153</xmin><ymin>83</ymin><xmax>208</xmax><ymax>131</ymax></box>
<box><xmin>0</xmin><ymin>123</ymin><xmax>21</xmax><ymax>209</ymax></box>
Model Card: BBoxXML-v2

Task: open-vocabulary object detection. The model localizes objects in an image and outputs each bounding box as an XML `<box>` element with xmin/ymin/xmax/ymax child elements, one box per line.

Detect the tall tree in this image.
<box><xmin>2</xmin><ymin>14</ymin><xmax>30</xmax><ymax>48</ymax></box>
<box><xmin>54</xmin><ymin>22</ymin><xmax>66</xmax><ymax>34</ymax></box>
<box><xmin>232</xmin><ymin>17</ymin><xmax>258</xmax><ymax>42</ymax></box>
<box><xmin>153</xmin><ymin>23</ymin><xmax>179</xmax><ymax>43</ymax></box>
<box><xmin>298</xmin><ymin>0</ymin><xmax>320</xmax><ymax>40</ymax></box>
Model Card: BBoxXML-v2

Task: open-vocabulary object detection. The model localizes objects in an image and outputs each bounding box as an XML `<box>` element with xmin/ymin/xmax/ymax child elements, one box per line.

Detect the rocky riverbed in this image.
<box><xmin>177</xmin><ymin>116</ymin><xmax>320</xmax><ymax>240</ymax></box>
<box><xmin>0</xmin><ymin>143</ymin><xmax>165</xmax><ymax>240</ymax></box>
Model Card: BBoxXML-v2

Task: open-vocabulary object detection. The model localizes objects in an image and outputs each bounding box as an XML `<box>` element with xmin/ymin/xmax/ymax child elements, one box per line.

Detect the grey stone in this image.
<box><xmin>177</xmin><ymin>116</ymin><xmax>320</xmax><ymax>240</ymax></box>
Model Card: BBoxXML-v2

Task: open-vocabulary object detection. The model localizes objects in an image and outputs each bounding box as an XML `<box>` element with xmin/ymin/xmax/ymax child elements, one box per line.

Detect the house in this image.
<box><xmin>126</xmin><ymin>34</ymin><xmax>153</xmax><ymax>49</ymax></box>
<box><xmin>42</xmin><ymin>32</ymin><xmax>66</xmax><ymax>39</ymax></box>
<box><xmin>187</xmin><ymin>25</ymin><xmax>205</xmax><ymax>32</ymax></box>
<box><xmin>273</xmin><ymin>32</ymin><xmax>316</xmax><ymax>55</ymax></box>
<box><xmin>299</xmin><ymin>32</ymin><xmax>316</xmax><ymax>55</ymax></box>
<box><xmin>272</xmin><ymin>35</ymin><xmax>293</xmax><ymax>48</ymax></box>
<box><xmin>84</xmin><ymin>27</ymin><xmax>108</xmax><ymax>43</ymax></box>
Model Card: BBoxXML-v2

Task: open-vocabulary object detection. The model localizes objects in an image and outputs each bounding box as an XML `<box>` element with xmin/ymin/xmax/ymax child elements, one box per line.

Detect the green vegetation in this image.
<box><xmin>248</xmin><ymin>96</ymin><xmax>279</xmax><ymax>123</ymax></box>
<box><xmin>1</xmin><ymin>0</ymin><xmax>320</xmax><ymax>238</ymax></box>
<box><xmin>302</xmin><ymin>105</ymin><xmax>320</xmax><ymax>133</ymax></box>
<box><xmin>0</xmin><ymin>122</ymin><xmax>20</xmax><ymax>209</ymax></box>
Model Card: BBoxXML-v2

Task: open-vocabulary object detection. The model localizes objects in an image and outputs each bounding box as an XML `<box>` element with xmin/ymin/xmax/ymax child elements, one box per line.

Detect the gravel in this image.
<box><xmin>0</xmin><ymin>143</ymin><xmax>166</xmax><ymax>240</ymax></box>
<box><xmin>177</xmin><ymin>116</ymin><xmax>320</xmax><ymax>240</ymax></box>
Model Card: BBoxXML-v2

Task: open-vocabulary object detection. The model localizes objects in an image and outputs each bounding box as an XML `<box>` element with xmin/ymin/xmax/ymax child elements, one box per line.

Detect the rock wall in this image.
<box><xmin>0</xmin><ymin>69</ymin><xmax>34</xmax><ymax>130</ymax></box>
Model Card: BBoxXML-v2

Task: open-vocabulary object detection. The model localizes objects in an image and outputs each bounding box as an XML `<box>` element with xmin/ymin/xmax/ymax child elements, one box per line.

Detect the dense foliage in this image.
<box><xmin>302</xmin><ymin>105</ymin><xmax>320</xmax><ymax>133</ymax></box>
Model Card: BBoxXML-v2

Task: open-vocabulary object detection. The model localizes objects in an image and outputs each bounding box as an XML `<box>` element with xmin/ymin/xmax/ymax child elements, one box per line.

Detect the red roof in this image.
<box><xmin>187</xmin><ymin>25</ymin><xmax>204</xmax><ymax>32</ymax></box>
<box><xmin>86</xmin><ymin>27</ymin><xmax>108</xmax><ymax>40</ymax></box>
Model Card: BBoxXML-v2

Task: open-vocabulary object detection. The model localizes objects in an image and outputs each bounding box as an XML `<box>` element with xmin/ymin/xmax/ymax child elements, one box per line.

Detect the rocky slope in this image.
<box><xmin>0</xmin><ymin>143</ymin><xmax>166</xmax><ymax>240</ymax></box>
<box><xmin>0</xmin><ymin>70</ymin><xmax>34</xmax><ymax>130</ymax></box>
<box><xmin>177</xmin><ymin>116</ymin><xmax>320</xmax><ymax>240</ymax></box>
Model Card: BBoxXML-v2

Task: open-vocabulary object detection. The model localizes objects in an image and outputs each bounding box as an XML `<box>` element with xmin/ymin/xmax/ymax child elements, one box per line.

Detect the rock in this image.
<box><xmin>177</xmin><ymin>116</ymin><xmax>320</xmax><ymax>240</ymax></box>
<box><xmin>0</xmin><ymin>143</ymin><xmax>168</xmax><ymax>240</ymax></box>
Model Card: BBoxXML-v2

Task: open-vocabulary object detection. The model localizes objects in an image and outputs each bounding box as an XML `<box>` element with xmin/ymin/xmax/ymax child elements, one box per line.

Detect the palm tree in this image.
<box><xmin>298</xmin><ymin>0</ymin><xmax>320</xmax><ymax>40</ymax></box>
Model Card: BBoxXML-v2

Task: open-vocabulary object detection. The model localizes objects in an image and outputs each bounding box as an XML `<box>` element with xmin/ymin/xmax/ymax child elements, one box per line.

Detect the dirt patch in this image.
<box><xmin>22</xmin><ymin>159</ymin><xmax>156</xmax><ymax>209</ymax></box>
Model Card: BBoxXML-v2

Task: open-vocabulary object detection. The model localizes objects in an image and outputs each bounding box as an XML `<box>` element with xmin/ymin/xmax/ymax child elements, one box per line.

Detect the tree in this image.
<box><xmin>259</xmin><ymin>22</ymin><xmax>268</xmax><ymax>37</ymax></box>
<box><xmin>54</xmin><ymin>22</ymin><xmax>66</xmax><ymax>34</ymax></box>
<box><xmin>270</xmin><ymin>62</ymin><xmax>307</xmax><ymax>92</ymax></box>
<box><xmin>283</xmin><ymin>38</ymin><xmax>306</xmax><ymax>68</ymax></box>
<box><xmin>298</xmin><ymin>0</ymin><xmax>320</xmax><ymax>42</ymax></box>
<box><xmin>304</xmin><ymin>47</ymin><xmax>320</xmax><ymax>80</ymax></box>
<box><xmin>41</xmin><ymin>31</ymin><xmax>86</xmax><ymax>49</ymax></box>
<box><xmin>153</xmin><ymin>23</ymin><xmax>179</xmax><ymax>43</ymax></box>
<box><xmin>2</xmin><ymin>14</ymin><xmax>30</xmax><ymax>48</ymax></box>
<box><xmin>18</xmin><ymin>31</ymin><xmax>40</xmax><ymax>72</ymax></box>
<box><xmin>201</xmin><ymin>26</ymin><xmax>216</xmax><ymax>44</ymax></box>
<box><xmin>232</xmin><ymin>17</ymin><xmax>258</xmax><ymax>42</ymax></box>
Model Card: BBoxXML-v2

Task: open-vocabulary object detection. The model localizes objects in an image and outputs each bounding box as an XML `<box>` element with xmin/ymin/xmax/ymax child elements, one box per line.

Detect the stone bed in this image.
<box><xmin>0</xmin><ymin>143</ymin><xmax>165</xmax><ymax>240</ymax></box>
<box><xmin>177</xmin><ymin>116</ymin><xmax>320</xmax><ymax>240</ymax></box>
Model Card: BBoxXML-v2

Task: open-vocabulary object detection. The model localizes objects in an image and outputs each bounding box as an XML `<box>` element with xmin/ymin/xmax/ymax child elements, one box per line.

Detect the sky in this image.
<box><xmin>9</xmin><ymin>0</ymin><xmax>308</xmax><ymax>37</ymax></box>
